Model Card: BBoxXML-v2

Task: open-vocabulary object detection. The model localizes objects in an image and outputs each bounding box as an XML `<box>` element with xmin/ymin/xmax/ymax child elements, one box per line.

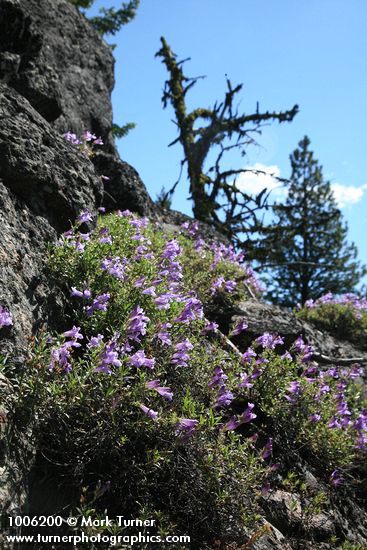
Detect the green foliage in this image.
<box><xmin>297</xmin><ymin>301</ymin><xmax>367</xmax><ymax>348</ymax></box>
<box><xmin>155</xmin><ymin>186</ymin><xmax>172</xmax><ymax>210</ymax></box>
<box><xmin>4</xmin><ymin>216</ymin><xmax>264</xmax><ymax>547</ymax></box>
<box><xmin>3</xmin><ymin>214</ymin><xmax>365</xmax><ymax>546</ymax></box>
<box><xmin>68</xmin><ymin>0</ymin><xmax>139</xmax><ymax>37</ymax></box>
<box><xmin>257</xmin><ymin>137</ymin><xmax>366</xmax><ymax>306</ymax></box>
<box><xmin>248</xmin><ymin>349</ymin><xmax>364</xmax><ymax>468</ymax></box>
<box><xmin>111</xmin><ymin>122</ymin><xmax>136</xmax><ymax>139</ymax></box>
<box><xmin>155</xmin><ymin>37</ymin><xmax>298</xmax><ymax>240</ymax></box>
<box><xmin>90</xmin><ymin>1</ymin><xmax>139</xmax><ymax>37</ymax></box>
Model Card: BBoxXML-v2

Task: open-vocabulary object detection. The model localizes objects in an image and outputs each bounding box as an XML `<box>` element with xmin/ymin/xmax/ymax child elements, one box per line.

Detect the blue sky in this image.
<box><xmin>87</xmin><ymin>0</ymin><xmax>367</xmax><ymax>272</ymax></box>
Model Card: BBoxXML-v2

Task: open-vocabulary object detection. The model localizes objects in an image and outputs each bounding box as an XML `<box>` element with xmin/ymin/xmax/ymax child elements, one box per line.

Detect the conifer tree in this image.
<box><xmin>260</xmin><ymin>136</ymin><xmax>366</xmax><ymax>306</ymax></box>
<box><xmin>68</xmin><ymin>0</ymin><xmax>139</xmax><ymax>37</ymax></box>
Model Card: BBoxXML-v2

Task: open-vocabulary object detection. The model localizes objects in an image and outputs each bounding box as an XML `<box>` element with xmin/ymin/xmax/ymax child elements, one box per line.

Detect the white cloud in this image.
<box><xmin>331</xmin><ymin>183</ymin><xmax>367</xmax><ymax>208</ymax></box>
<box><xmin>234</xmin><ymin>163</ymin><xmax>285</xmax><ymax>197</ymax></box>
<box><xmin>233</xmin><ymin>163</ymin><xmax>367</xmax><ymax>209</ymax></box>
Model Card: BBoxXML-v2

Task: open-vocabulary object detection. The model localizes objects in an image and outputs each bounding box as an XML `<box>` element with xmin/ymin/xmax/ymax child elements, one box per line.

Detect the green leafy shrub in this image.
<box><xmin>2</xmin><ymin>212</ymin><xmax>366</xmax><ymax>547</ymax></box>
<box><xmin>297</xmin><ymin>293</ymin><xmax>367</xmax><ymax>348</ymax></box>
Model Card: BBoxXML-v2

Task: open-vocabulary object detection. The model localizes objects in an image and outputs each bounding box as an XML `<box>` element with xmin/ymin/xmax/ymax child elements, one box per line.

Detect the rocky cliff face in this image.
<box><xmin>0</xmin><ymin>0</ymin><xmax>155</xmax><ymax>358</ymax></box>
<box><xmin>0</xmin><ymin>1</ymin><xmax>366</xmax><ymax>549</ymax></box>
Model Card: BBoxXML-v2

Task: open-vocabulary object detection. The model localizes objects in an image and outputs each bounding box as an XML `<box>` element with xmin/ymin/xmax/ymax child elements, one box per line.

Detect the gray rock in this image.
<box><xmin>231</xmin><ymin>299</ymin><xmax>304</xmax><ymax>349</ymax></box>
<box><xmin>0</xmin><ymin>84</ymin><xmax>103</xmax><ymax>356</ymax></box>
<box><xmin>0</xmin><ymin>0</ymin><xmax>116</xmax><ymax>151</ymax></box>
<box><xmin>92</xmin><ymin>151</ymin><xmax>156</xmax><ymax>217</ymax></box>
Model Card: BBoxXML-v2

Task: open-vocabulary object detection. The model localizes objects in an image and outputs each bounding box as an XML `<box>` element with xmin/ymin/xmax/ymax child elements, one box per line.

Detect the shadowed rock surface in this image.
<box><xmin>0</xmin><ymin>0</ymin><xmax>115</xmax><ymax>149</ymax></box>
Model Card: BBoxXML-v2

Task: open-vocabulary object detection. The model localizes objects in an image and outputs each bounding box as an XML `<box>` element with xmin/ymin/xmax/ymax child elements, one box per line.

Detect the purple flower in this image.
<box><xmin>224</xmin><ymin>280</ymin><xmax>237</xmax><ymax>292</ymax></box>
<box><xmin>129</xmin><ymin>350</ymin><xmax>155</xmax><ymax>369</ymax></box>
<box><xmin>142</xmin><ymin>286</ymin><xmax>157</xmax><ymax>297</ymax></box>
<box><xmin>99</xmin><ymin>235</ymin><xmax>112</xmax><ymax>245</ymax></box>
<box><xmin>77</xmin><ymin>210</ymin><xmax>93</xmax><ymax>224</ymax></box>
<box><xmin>139</xmin><ymin>404</ymin><xmax>158</xmax><ymax>420</ymax></box>
<box><xmin>154</xmin><ymin>292</ymin><xmax>176</xmax><ymax>310</ymax></box>
<box><xmin>83</xmin><ymin>131</ymin><xmax>97</xmax><ymax>141</ymax></box>
<box><xmin>93</xmin><ymin>137</ymin><xmax>104</xmax><ymax>145</ymax></box>
<box><xmin>241</xmin><ymin>348</ymin><xmax>257</xmax><ymax>363</ymax></box>
<box><xmin>71</xmin><ymin>287</ymin><xmax>91</xmax><ymax>299</ymax></box>
<box><xmin>251</xmin><ymin>366</ymin><xmax>264</xmax><ymax>379</ymax></box>
<box><xmin>355</xmin><ymin>432</ymin><xmax>367</xmax><ymax>450</ymax></box>
<box><xmin>309</xmin><ymin>413</ymin><xmax>321</xmax><ymax>423</ymax></box>
<box><xmin>214</xmin><ymin>388</ymin><xmax>234</xmax><ymax>409</ymax></box>
<box><xmin>223</xmin><ymin>416</ymin><xmax>240</xmax><ymax>431</ymax></box>
<box><xmin>63</xmin><ymin>132</ymin><xmax>82</xmax><ymax>145</ymax></box>
<box><xmin>95</xmin><ymin>339</ymin><xmax>121</xmax><ymax>373</ymax></box>
<box><xmin>88</xmin><ymin>334</ymin><xmax>104</xmax><ymax>348</ymax></box>
<box><xmin>261</xmin><ymin>483</ymin><xmax>272</xmax><ymax>496</ymax></box>
<box><xmin>49</xmin><ymin>344</ymin><xmax>72</xmax><ymax>372</ymax></box>
<box><xmin>210</xmin><ymin>276</ymin><xmax>225</xmax><ymax>294</ymax></box>
<box><xmin>146</xmin><ymin>379</ymin><xmax>173</xmax><ymax>401</ymax></box>
<box><xmin>231</xmin><ymin>320</ymin><xmax>248</xmax><ymax>336</ymax></box>
<box><xmin>255</xmin><ymin>333</ymin><xmax>284</xmax><ymax>350</ymax></box>
<box><xmin>194</xmin><ymin>237</ymin><xmax>206</xmax><ymax>253</ymax></box>
<box><xmin>285</xmin><ymin>380</ymin><xmax>302</xmax><ymax>402</ymax></box>
<box><xmin>348</xmin><ymin>364</ymin><xmax>364</xmax><ymax>379</ymax></box>
<box><xmin>63</xmin><ymin>326</ymin><xmax>83</xmax><ymax>340</ymax></box>
<box><xmin>171</xmin><ymin>339</ymin><xmax>193</xmax><ymax>367</ymax></box>
<box><xmin>208</xmin><ymin>366</ymin><xmax>228</xmax><ymax>388</ymax></box>
<box><xmin>353</xmin><ymin>410</ymin><xmax>367</xmax><ymax>431</ymax></box>
<box><xmin>328</xmin><ymin>417</ymin><xmax>341</xmax><ymax>429</ymax></box>
<box><xmin>239</xmin><ymin>403</ymin><xmax>257</xmax><ymax>424</ymax></box>
<box><xmin>98</xmin><ymin>207</ymin><xmax>106</xmax><ymax>213</ymax></box>
<box><xmin>118</xmin><ymin>209</ymin><xmax>133</xmax><ymax>218</ymax></box>
<box><xmin>157</xmin><ymin>323</ymin><xmax>172</xmax><ymax>346</ymax></box>
<box><xmin>0</xmin><ymin>306</ymin><xmax>13</xmax><ymax>328</ymax></box>
<box><xmin>292</xmin><ymin>336</ymin><xmax>314</xmax><ymax>362</ymax></box>
<box><xmin>134</xmin><ymin>276</ymin><xmax>146</xmax><ymax>288</ymax></box>
<box><xmin>239</xmin><ymin>373</ymin><xmax>254</xmax><ymax>389</ymax></box>
<box><xmin>174</xmin><ymin>297</ymin><xmax>203</xmax><ymax>323</ymax></box>
<box><xmin>201</xmin><ymin>321</ymin><xmax>219</xmax><ymax>335</ymax></box>
<box><xmin>129</xmin><ymin>216</ymin><xmax>148</xmax><ymax>229</ymax></box>
<box><xmin>86</xmin><ymin>293</ymin><xmax>110</xmax><ymax>316</ymax></box>
<box><xmin>176</xmin><ymin>418</ymin><xmax>198</xmax><ymax>441</ymax></box>
<box><xmin>261</xmin><ymin>438</ymin><xmax>273</xmax><ymax>459</ymax></box>
<box><xmin>126</xmin><ymin>306</ymin><xmax>150</xmax><ymax>342</ymax></box>
<box><xmin>162</xmin><ymin>239</ymin><xmax>181</xmax><ymax>260</ymax></box>
<box><xmin>101</xmin><ymin>175</ymin><xmax>110</xmax><ymax>182</ymax></box>
<box><xmin>330</xmin><ymin>470</ymin><xmax>344</xmax><ymax>486</ymax></box>
<box><xmin>101</xmin><ymin>257</ymin><xmax>126</xmax><ymax>280</ymax></box>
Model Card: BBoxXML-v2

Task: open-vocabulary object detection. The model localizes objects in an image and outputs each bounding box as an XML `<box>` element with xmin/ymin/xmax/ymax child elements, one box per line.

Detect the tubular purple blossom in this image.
<box><xmin>139</xmin><ymin>404</ymin><xmax>158</xmax><ymax>419</ymax></box>
<box><xmin>231</xmin><ymin>320</ymin><xmax>248</xmax><ymax>336</ymax></box>
<box><xmin>126</xmin><ymin>306</ymin><xmax>150</xmax><ymax>342</ymax></box>
<box><xmin>77</xmin><ymin>210</ymin><xmax>93</xmax><ymax>224</ymax></box>
<box><xmin>0</xmin><ymin>306</ymin><xmax>13</xmax><ymax>328</ymax></box>
<box><xmin>223</xmin><ymin>416</ymin><xmax>240</xmax><ymax>431</ymax></box>
<box><xmin>129</xmin><ymin>350</ymin><xmax>155</xmax><ymax>369</ymax></box>
<box><xmin>261</xmin><ymin>438</ymin><xmax>273</xmax><ymax>459</ymax></box>
<box><xmin>146</xmin><ymin>379</ymin><xmax>173</xmax><ymax>400</ymax></box>
<box><xmin>255</xmin><ymin>333</ymin><xmax>284</xmax><ymax>350</ymax></box>
<box><xmin>176</xmin><ymin>418</ymin><xmax>198</xmax><ymax>440</ymax></box>
<box><xmin>239</xmin><ymin>403</ymin><xmax>257</xmax><ymax>424</ymax></box>
<box><xmin>214</xmin><ymin>388</ymin><xmax>234</xmax><ymax>409</ymax></box>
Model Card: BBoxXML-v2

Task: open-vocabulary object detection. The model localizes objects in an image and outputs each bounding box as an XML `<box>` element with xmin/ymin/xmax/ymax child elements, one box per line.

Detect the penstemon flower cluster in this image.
<box><xmin>45</xmin><ymin>209</ymin><xmax>366</xmax><ymax>489</ymax></box>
